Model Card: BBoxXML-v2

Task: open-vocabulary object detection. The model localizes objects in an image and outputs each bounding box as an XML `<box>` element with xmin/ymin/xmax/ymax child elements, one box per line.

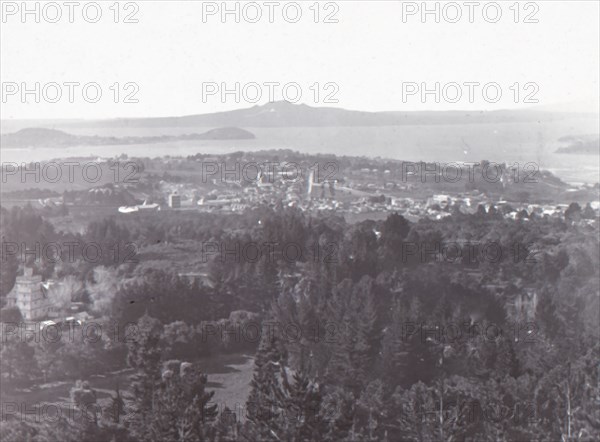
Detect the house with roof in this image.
<box><xmin>5</xmin><ymin>267</ymin><xmax>53</xmax><ymax>321</ymax></box>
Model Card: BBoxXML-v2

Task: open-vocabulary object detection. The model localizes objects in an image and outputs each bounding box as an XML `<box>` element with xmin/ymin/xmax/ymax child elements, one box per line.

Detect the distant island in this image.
<box><xmin>3</xmin><ymin>101</ymin><xmax>599</xmax><ymax>131</ymax></box>
<box><xmin>555</xmin><ymin>135</ymin><xmax>599</xmax><ymax>155</ymax></box>
<box><xmin>0</xmin><ymin>126</ymin><xmax>255</xmax><ymax>148</ymax></box>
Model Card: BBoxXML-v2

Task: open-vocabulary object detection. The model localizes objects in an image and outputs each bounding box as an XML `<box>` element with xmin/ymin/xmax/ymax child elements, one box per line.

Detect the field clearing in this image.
<box><xmin>0</xmin><ymin>352</ymin><xmax>255</xmax><ymax>422</ymax></box>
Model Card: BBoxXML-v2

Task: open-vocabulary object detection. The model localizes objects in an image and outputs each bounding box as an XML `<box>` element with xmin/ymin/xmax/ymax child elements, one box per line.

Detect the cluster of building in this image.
<box><xmin>111</xmin><ymin>160</ymin><xmax>600</xmax><ymax>224</ymax></box>
<box><xmin>4</xmin><ymin>267</ymin><xmax>89</xmax><ymax>324</ymax></box>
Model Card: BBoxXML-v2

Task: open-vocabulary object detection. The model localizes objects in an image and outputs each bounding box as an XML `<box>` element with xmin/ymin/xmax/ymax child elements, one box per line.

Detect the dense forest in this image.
<box><xmin>0</xmin><ymin>203</ymin><xmax>598</xmax><ymax>441</ymax></box>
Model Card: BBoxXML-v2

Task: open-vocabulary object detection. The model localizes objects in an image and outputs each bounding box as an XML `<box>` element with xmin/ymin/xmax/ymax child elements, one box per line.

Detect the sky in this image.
<box><xmin>1</xmin><ymin>0</ymin><xmax>599</xmax><ymax>119</ymax></box>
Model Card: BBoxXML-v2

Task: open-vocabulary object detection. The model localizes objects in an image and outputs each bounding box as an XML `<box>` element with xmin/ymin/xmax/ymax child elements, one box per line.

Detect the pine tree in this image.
<box><xmin>147</xmin><ymin>361</ymin><xmax>217</xmax><ymax>442</ymax></box>
<box><xmin>352</xmin><ymin>284</ymin><xmax>380</xmax><ymax>387</ymax></box>
<box><xmin>353</xmin><ymin>380</ymin><xmax>386</xmax><ymax>441</ymax></box>
<box><xmin>245</xmin><ymin>324</ymin><xmax>286</xmax><ymax>440</ymax></box>
<box><xmin>127</xmin><ymin>313</ymin><xmax>163</xmax><ymax>440</ymax></box>
<box><xmin>325</xmin><ymin>312</ymin><xmax>360</xmax><ymax>395</ymax></box>
<box><xmin>278</xmin><ymin>369</ymin><xmax>328</xmax><ymax>440</ymax></box>
<box><xmin>324</xmin><ymin>387</ymin><xmax>356</xmax><ymax>441</ymax></box>
<box><xmin>380</xmin><ymin>299</ymin><xmax>411</xmax><ymax>388</ymax></box>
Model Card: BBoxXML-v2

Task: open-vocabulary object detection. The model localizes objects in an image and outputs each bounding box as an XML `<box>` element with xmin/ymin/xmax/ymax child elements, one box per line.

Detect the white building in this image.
<box><xmin>5</xmin><ymin>268</ymin><xmax>52</xmax><ymax>320</ymax></box>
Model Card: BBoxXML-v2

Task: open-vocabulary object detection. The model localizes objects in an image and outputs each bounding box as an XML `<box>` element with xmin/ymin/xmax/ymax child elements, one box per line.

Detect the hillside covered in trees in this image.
<box><xmin>0</xmin><ymin>203</ymin><xmax>598</xmax><ymax>441</ymax></box>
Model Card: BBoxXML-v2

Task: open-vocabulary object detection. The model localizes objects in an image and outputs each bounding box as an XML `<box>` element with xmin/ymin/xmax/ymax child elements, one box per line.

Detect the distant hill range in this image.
<box><xmin>1</xmin><ymin>126</ymin><xmax>255</xmax><ymax>148</ymax></box>
<box><xmin>555</xmin><ymin>135</ymin><xmax>599</xmax><ymax>155</ymax></box>
<box><xmin>3</xmin><ymin>101</ymin><xmax>598</xmax><ymax>131</ymax></box>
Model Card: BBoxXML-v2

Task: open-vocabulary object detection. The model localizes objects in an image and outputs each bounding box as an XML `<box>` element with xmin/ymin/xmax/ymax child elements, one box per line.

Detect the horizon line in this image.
<box><xmin>2</xmin><ymin>100</ymin><xmax>599</xmax><ymax>123</ymax></box>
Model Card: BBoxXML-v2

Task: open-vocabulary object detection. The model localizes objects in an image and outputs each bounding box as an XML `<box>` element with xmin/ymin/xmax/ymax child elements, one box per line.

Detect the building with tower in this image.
<box><xmin>5</xmin><ymin>267</ymin><xmax>53</xmax><ymax>321</ymax></box>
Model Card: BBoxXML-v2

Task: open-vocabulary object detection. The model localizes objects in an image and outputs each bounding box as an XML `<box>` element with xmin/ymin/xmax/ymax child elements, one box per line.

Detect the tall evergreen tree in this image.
<box><xmin>147</xmin><ymin>361</ymin><xmax>217</xmax><ymax>442</ymax></box>
<box><xmin>245</xmin><ymin>324</ymin><xmax>286</xmax><ymax>440</ymax></box>
<box><xmin>127</xmin><ymin>313</ymin><xmax>163</xmax><ymax>440</ymax></box>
